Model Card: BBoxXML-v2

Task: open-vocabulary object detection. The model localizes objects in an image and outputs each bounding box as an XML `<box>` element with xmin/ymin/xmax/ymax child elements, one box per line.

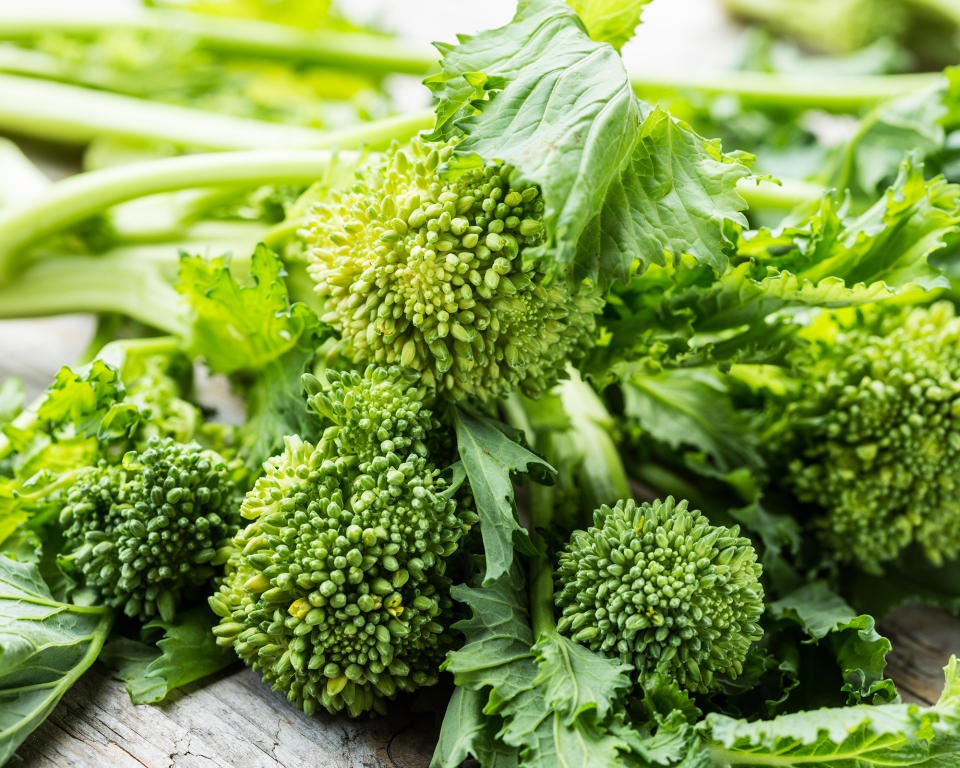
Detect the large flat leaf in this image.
<box><xmin>0</xmin><ymin>556</ymin><xmax>112</xmax><ymax>764</ymax></box>
<box><xmin>427</xmin><ymin>0</ymin><xmax>749</xmax><ymax>290</ymax></box>
<box><xmin>703</xmin><ymin>658</ymin><xmax>960</xmax><ymax>767</ymax></box>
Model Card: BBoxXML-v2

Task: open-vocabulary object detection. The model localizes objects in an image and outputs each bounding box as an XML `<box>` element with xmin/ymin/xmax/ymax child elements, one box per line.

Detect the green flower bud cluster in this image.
<box><xmin>303</xmin><ymin>365</ymin><xmax>435</xmax><ymax>462</ymax></box>
<box><xmin>781</xmin><ymin>301</ymin><xmax>960</xmax><ymax>572</ymax></box>
<box><xmin>211</xmin><ymin>366</ymin><xmax>473</xmax><ymax>717</ymax></box>
<box><xmin>554</xmin><ymin>497</ymin><xmax>764</xmax><ymax>693</ymax></box>
<box><xmin>303</xmin><ymin>137</ymin><xmax>602</xmax><ymax>402</ymax></box>
<box><xmin>59</xmin><ymin>437</ymin><xmax>238</xmax><ymax>622</ymax></box>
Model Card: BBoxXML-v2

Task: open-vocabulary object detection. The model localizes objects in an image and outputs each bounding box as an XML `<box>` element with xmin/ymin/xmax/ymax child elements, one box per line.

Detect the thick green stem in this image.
<box><xmin>530</xmin><ymin>485</ymin><xmax>559</xmax><ymax>639</ymax></box>
<box><xmin>632</xmin><ymin>70</ymin><xmax>939</xmax><ymax>113</ymax></box>
<box><xmin>0</xmin><ymin>252</ymin><xmax>187</xmax><ymax>334</ymax></box>
<box><xmin>0</xmin><ymin>150</ymin><xmax>352</xmax><ymax>282</ymax></box>
<box><xmin>0</xmin><ymin>74</ymin><xmax>433</xmax><ymax>150</ymax></box>
<box><xmin>520</xmin><ymin>371</ymin><xmax>633</xmax><ymax>639</ymax></box>
<box><xmin>556</xmin><ymin>373</ymin><xmax>632</xmax><ymax>509</ymax></box>
<box><xmin>738</xmin><ymin>177</ymin><xmax>824</xmax><ymax>212</ymax></box>
<box><xmin>0</xmin><ymin>10</ymin><xmax>437</xmax><ymax>75</ymax></box>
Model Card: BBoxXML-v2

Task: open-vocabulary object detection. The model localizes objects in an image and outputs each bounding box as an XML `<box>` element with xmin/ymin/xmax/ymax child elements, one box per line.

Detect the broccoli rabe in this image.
<box><xmin>555</xmin><ymin>496</ymin><xmax>764</xmax><ymax>693</ymax></box>
<box><xmin>303</xmin><ymin>138</ymin><xmax>603</xmax><ymax>402</ymax></box>
<box><xmin>60</xmin><ymin>437</ymin><xmax>239</xmax><ymax>622</ymax></box>
<box><xmin>210</xmin><ymin>365</ymin><xmax>475</xmax><ymax>717</ymax></box>
<box><xmin>768</xmin><ymin>301</ymin><xmax>960</xmax><ymax>572</ymax></box>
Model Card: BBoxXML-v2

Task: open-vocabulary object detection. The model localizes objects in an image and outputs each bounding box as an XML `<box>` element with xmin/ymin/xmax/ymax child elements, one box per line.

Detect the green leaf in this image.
<box><xmin>453</xmin><ymin>409</ymin><xmax>549</xmax><ymax>585</ymax></box>
<box><xmin>0</xmin><ymin>556</ymin><xmax>112</xmax><ymax>764</ymax></box>
<box><xmin>178</xmin><ymin>244</ymin><xmax>320</xmax><ymax>375</ymax></box>
<box><xmin>702</xmin><ymin>657</ymin><xmax>960</xmax><ymax>767</ymax></box>
<box><xmin>432</xmin><ymin>687</ymin><xmax>519</xmax><ymax>768</ymax></box>
<box><xmin>178</xmin><ymin>246</ymin><xmax>325</xmax><ymax>466</ymax></box>
<box><xmin>567</xmin><ymin>0</ymin><xmax>650</xmax><ymax>50</ymax></box>
<box><xmin>532</xmin><ymin>634</ymin><xmax>631</xmax><ymax>724</ymax></box>
<box><xmin>0</xmin><ymin>378</ymin><xmax>24</xmax><ymax>428</ymax></box>
<box><xmin>442</xmin><ymin>569</ymin><xmax>637</xmax><ymax>768</ymax></box>
<box><xmin>36</xmin><ymin>360</ymin><xmax>128</xmax><ymax>438</ymax></box>
<box><xmin>622</xmin><ymin>368</ymin><xmax>763</xmax><ymax>472</ymax></box>
<box><xmin>591</xmin><ymin>155</ymin><xmax>957</xmax><ymax>378</ymax></box>
<box><xmin>825</xmin><ymin>76</ymin><xmax>949</xmax><ymax>201</ymax></box>
<box><xmin>101</xmin><ymin>607</ymin><xmax>235</xmax><ymax>705</ymax></box>
<box><xmin>444</xmin><ymin>568</ymin><xmax>534</xmax><ymax>699</ymax></box>
<box><xmin>738</xmin><ymin>156</ymin><xmax>955</xmax><ymax>303</ymax></box>
<box><xmin>427</xmin><ymin>0</ymin><xmax>749</xmax><ymax>290</ymax></box>
<box><xmin>770</xmin><ymin>582</ymin><xmax>896</xmax><ymax>704</ymax></box>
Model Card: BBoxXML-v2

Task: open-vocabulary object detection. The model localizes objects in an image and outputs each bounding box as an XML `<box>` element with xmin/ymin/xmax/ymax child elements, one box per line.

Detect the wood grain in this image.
<box><xmin>16</xmin><ymin>664</ymin><xmax>437</xmax><ymax>768</ymax></box>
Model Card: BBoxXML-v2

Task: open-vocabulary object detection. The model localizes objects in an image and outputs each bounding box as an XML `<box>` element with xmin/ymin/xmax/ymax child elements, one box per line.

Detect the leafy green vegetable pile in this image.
<box><xmin>1</xmin><ymin>0</ymin><xmax>960</xmax><ymax>765</ymax></box>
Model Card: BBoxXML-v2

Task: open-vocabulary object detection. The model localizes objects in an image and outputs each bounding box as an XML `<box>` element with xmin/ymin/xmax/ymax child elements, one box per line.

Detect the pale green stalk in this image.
<box><xmin>0</xmin><ymin>150</ymin><xmax>354</xmax><ymax>281</ymax></box>
<box><xmin>0</xmin><ymin>9</ymin><xmax>436</xmax><ymax>75</ymax></box>
<box><xmin>631</xmin><ymin>70</ymin><xmax>939</xmax><ymax>112</ymax></box>
<box><xmin>0</xmin><ymin>74</ymin><xmax>433</xmax><ymax>150</ymax></box>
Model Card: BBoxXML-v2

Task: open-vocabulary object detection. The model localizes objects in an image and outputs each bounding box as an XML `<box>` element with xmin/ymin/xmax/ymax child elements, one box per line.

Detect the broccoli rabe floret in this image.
<box><xmin>210</xmin><ymin>365</ymin><xmax>475</xmax><ymax>717</ymax></box>
<box><xmin>302</xmin><ymin>138</ymin><xmax>602</xmax><ymax>402</ymax></box>
<box><xmin>554</xmin><ymin>497</ymin><xmax>764</xmax><ymax>693</ymax></box>
<box><xmin>773</xmin><ymin>301</ymin><xmax>960</xmax><ymax>572</ymax></box>
<box><xmin>59</xmin><ymin>437</ymin><xmax>239</xmax><ymax>622</ymax></box>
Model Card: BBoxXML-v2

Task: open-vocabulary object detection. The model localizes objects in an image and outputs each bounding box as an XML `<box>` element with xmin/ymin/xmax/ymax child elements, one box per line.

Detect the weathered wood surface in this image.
<box><xmin>15</xmin><ymin>665</ymin><xmax>437</xmax><ymax>768</ymax></box>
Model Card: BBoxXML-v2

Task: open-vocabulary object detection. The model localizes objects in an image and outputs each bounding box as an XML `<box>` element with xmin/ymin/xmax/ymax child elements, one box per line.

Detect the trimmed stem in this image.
<box><xmin>522</xmin><ymin>371</ymin><xmax>633</xmax><ymax>639</ymax></box>
<box><xmin>631</xmin><ymin>70</ymin><xmax>939</xmax><ymax>113</ymax></box>
<box><xmin>0</xmin><ymin>74</ymin><xmax>433</xmax><ymax>151</ymax></box>
<box><xmin>0</xmin><ymin>70</ymin><xmax>925</xmax><ymax>161</ymax></box>
<box><xmin>738</xmin><ymin>177</ymin><xmax>824</xmax><ymax>212</ymax></box>
<box><xmin>0</xmin><ymin>150</ymin><xmax>350</xmax><ymax>282</ymax></box>
<box><xmin>0</xmin><ymin>252</ymin><xmax>188</xmax><ymax>335</ymax></box>
<box><xmin>0</xmin><ymin>10</ymin><xmax>437</xmax><ymax>76</ymax></box>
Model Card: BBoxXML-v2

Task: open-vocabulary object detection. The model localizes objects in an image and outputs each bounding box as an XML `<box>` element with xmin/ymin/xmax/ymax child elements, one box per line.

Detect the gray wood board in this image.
<box><xmin>11</xmin><ymin>608</ymin><xmax>960</xmax><ymax>767</ymax></box>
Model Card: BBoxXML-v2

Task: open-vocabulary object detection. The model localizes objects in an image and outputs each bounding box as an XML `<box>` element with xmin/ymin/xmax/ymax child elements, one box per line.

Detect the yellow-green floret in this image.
<box><xmin>210</xmin><ymin>366</ymin><xmax>474</xmax><ymax>717</ymax></box>
<box><xmin>302</xmin><ymin>138</ymin><xmax>602</xmax><ymax>402</ymax></box>
<box><xmin>554</xmin><ymin>497</ymin><xmax>764</xmax><ymax>693</ymax></box>
<box><xmin>59</xmin><ymin>437</ymin><xmax>238</xmax><ymax>622</ymax></box>
<box><xmin>778</xmin><ymin>301</ymin><xmax>960</xmax><ymax>572</ymax></box>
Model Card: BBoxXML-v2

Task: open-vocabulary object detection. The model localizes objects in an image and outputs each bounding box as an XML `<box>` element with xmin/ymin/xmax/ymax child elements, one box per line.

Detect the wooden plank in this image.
<box><xmin>11</xmin><ymin>601</ymin><xmax>960</xmax><ymax>767</ymax></box>
<box><xmin>16</xmin><ymin>664</ymin><xmax>436</xmax><ymax>768</ymax></box>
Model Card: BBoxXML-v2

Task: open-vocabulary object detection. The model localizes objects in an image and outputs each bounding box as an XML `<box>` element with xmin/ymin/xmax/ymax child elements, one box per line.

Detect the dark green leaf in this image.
<box><xmin>702</xmin><ymin>658</ymin><xmax>960</xmax><ymax>767</ymax></box>
<box><xmin>622</xmin><ymin>368</ymin><xmax>762</xmax><ymax>472</ymax></box>
<box><xmin>0</xmin><ymin>556</ymin><xmax>112</xmax><ymax>764</ymax></box>
<box><xmin>453</xmin><ymin>409</ymin><xmax>548</xmax><ymax>584</ymax></box>
<box><xmin>770</xmin><ymin>582</ymin><xmax>896</xmax><ymax>704</ymax></box>
<box><xmin>432</xmin><ymin>687</ymin><xmax>518</xmax><ymax>768</ymax></box>
<box><xmin>101</xmin><ymin>607</ymin><xmax>235</xmax><ymax>705</ymax></box>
